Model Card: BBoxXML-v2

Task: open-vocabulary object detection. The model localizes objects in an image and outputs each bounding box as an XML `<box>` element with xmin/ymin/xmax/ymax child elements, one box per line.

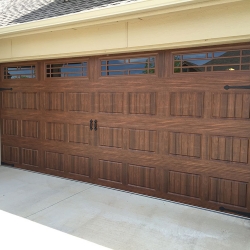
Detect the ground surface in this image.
<box><xmin>0</xmin><ymin>165</ymin><xmax>249</xmax><ymax>250</ymax></box>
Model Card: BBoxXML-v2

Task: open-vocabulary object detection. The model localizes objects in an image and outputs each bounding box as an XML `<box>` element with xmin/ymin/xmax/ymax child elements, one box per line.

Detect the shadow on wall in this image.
<box><xmin>10</xmin><ymin>0</ymin><xmax>138</xmax><ymax>26</ymax></box>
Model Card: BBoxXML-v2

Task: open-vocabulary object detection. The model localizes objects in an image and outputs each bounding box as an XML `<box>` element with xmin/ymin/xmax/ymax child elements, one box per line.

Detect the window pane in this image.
<box><xmin>213</xmin><ymin>65</ymin><xmax>239</xmax><ymax>71</ymax></box>
<box><xmin>183</xmin><ymin>53</ymin><xmax>207</xmax><ymax>59</ymax></box>
<box><xmin>214</xmin><ymin>51</ymin><xmax>240</xmax><ymax>57</ymax></box>
<box><xmin>242</xmin><ymin>65</ymin><xmax>250</xmax><ymax>70</ymax></box>
<box><xmin>182</xmin><ymin>67</ymin><xmax>205</xmax><ymax>72</ymax></box>
<box><xmin>242</xmin><ymin>56</ymin><xmax>250</xmax><ymax>64</ymax></box>
<box><xmin>173</xmin><ymin>48</ymin><xmax>249</xmax><ymax>73</ymax></box>
<box><xmin>242</xmin><ymin>50</ymin><xmax>250</xmax><ymax>55</ymax></box>
<box><xmin>4</xmin><ymin>65</ymin><xmax>36</xmax><ymax>79</ymax></box>
<box><xmin>46</xmin><ymin>61</ymin><xmax>88</xmax><ymax>78</ymax></box>
<box><xmin>101</xmin><ymin>56</ymin><xmax>156</xmax><ymax>76</ymax></box>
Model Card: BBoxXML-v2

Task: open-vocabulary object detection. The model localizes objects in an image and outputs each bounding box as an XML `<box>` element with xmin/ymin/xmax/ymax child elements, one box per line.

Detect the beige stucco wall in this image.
<box><xmin>0</xmin><ymin>0</ymin><xmax>249</xmax><ymax>63</ymax></box>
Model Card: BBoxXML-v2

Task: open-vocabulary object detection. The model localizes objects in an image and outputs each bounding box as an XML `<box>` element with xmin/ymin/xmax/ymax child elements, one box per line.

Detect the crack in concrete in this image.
<box><xmin>25</xmin><ymin>186</ymin><xmax>94</xmax><ymax>219</ymax></box>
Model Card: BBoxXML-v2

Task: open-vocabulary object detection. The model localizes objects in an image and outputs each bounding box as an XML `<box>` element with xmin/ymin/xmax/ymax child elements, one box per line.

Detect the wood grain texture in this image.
<box><xmin>170</xmin><ymin>92</ymin><xmax>204</xmax><ymax>117</ymax></box>
<box><xmin>169</xmin><ymin>132</ymin><xmax>201</xmax><ymax>158</ymax></box>
<box><xmin>1</xmin><ymin>43</ymin><xmax>250</xmax><ymax>215</ymax></box>
<box><xmin>68</xmin><ymin>154</ymin><xmax>90</xmax><ymax>177</ymax></box>
<box><xmin>98</xmin><ymin>160</ymin><xmax>122</xmax><ymax>183</ymax></box>
<box><xmin>209</xmin><ymin>177</ymin><xmax>247</xmax><ymax>207</ymax></box>
<box><xmin>21</xmin><ymin>148</ymin><xmax>39</xmax><ymax>167</ymax></box>
<box><xmin>129</xmin><ymin>92</ymin><xmax>156</xmax><ymax>115</ymax></box>
<box><xmin>45</xmin><ymin>92</ymin><xmax>64</xmax><ymax>111</ymax></box>
<box><xmin>128</xmin><ymin>164</ymin><xmax>156</xmax><ymax>190</ymax></box>
<box><xmin>3</xmin><ymin>119</ymin><xmax>18</xmax><ymax>136</ymax></box>
<box><xmin>168</xmin><ymin>171</ymin><xmax>201</xmax><ymax>198</ymax></box>
<box><xmin>67</xmin><ymin>92</ymin><xmax>90</xmax><ymax>112</ymax></box>
<box><xmin>45</xmin><ymin>151</ymin><xmax>64</xmax><ymax>172</ymax></box>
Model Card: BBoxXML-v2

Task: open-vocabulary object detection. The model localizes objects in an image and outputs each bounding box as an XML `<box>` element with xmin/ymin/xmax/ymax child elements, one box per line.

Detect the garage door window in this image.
<box><xmin>101</xmin><ymin>56</ymin><xmax>156</xmax><ymax>76</ymax></box>
<box><xmin>174</xmin><ymin>49</ymin><xmax>250</xmax><ymax>73</ymax></box>
<box><xmin>46</xmin><ymin>62</ymin><xmax>88</xmax><ymax>78</ymax></box>
<box><xmin>3</xmin><ymin>65</ymin><xmax>36</xmax><ymax>79</ymax></box>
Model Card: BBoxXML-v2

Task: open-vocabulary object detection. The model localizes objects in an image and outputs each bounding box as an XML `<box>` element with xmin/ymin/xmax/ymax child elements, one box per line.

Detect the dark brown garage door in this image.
<box><xmin>1</xmin><ymin>44</ymin><xmax>250</xmax><ymax>215</ymax></box>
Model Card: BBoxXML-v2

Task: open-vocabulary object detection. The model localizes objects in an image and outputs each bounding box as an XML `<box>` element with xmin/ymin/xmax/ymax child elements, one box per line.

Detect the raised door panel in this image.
<box><xmin>67</xmin><ymin>92</ymin><xmax>90</xmax><ymax>112</ymax></box>
<box><xmin>98</xmin><ymin>160</ymin><xmax>123</xmax><ymax>184</ymax></box>
<box><xmin>129</xmin><ymin>92</ymin><xmax>156</xmax><ymax>115</ymax></box>
<box><xmin>129</xmin><ymin>129</ymin><xmax>157</xmax><ymax>153</ymax></box>
<box><xmin>169</xmin><ymin>132</ymin><xmax>201</xmax><ymax>158</ymax></box>
<box><xmin>210</xmin><ymin>135</ymin><xmax>249</xmax><ymax>164</ymax></box>
<box><xmin>2</xmin><ymin>145</ymin><xmax>19</xmax><ymax>164</ymax></box>
<box><xmin>99</xmin><ymin>127</ymin><xmax>123</xmax><ymax>148</ymax></box>
<box><xmin>3</xmin><ymin>119</ymin><xmax>18</xmax><ymax>136</ymax></box>
<box><xmin>170</xmin><ymin>92</ymin><xmax>204</xmax><ymax>117</ymax></box>
<box><xmin>2</xmin><ymin>92</ymin><xmax>20</xmax><ymax>109</ymax></box>
<box><xmin>21</xmin><ymin>92</ymin><xmax>39</xmax><ymax>110</ymax></box>
<box><xmin>98</xmin><ymin>92</ymin><xmax>123</xmax><ymax>113</ymax></box>
<box><xmin>68</xmin><ymin>155</ymin><xmax>91</xmax><ymax>177</ymax></box>
<box><xmin>168</xmin><ymin>171</ymin><xmax>201</xmax><ymax>199</ymax></box>
<box><xmin>21</xmin><ymin>120</ymin><xmax>39</xmax><ymax>138</ymax></box>
<box><xmin>45</xmin><ymin>151</ymin><xmax>64</xmax><ymax>172</ymax></box>
<box><xmin>209</xmin><ymin>177</ymin><xmax>248</xmax><ymax>208</ymax></box>
<box><xmin>212</xmin><ymin>93</ymin><xmax>250</xmax><ymax>119</ymax></box>
<box><xmin>45</xmin><ymin>122</ymin><xmax>65</xmax><ymax>141</ymax></box>
<box><xmin>128</xmin><ymin>164</ymin><xmax>156</xmax><ymax>190</ymax></box>
<box><xmin>45</xmin><ymin>92</ymin><xmax>64</xmax><ymax>111</ymax></box>
<box><xmin>68</xmin><ymin>124</ymin><xmax>89</xmax><ymax>144</ymax></box>
<box><xmin>21</xmin><ymin>148</ymin><xmax>39</xmax><ymax>168</ymax></box>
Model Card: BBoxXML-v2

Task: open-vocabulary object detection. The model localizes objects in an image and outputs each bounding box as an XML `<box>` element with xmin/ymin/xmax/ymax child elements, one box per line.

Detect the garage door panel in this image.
<box><xmin>44</xmin><ymin>150</ymin><xmax>64</xmax><ymax>172</ymax></box>
<box><xmin>98</xmin><ymin>126</ymin><xmax>124</xmax><ymax>149</ymax></box>
<box><xmin>128</xmin><ymin>92</ymin><xmax>156</xmax><ymax>115</ymax></box>
<box><xmin>21</xmin><ymin>120</ymin><xmax>39</xmax><ymax>139</ymax></box>
<box><xmin>170</xmin><ymin>92</ymin><xmax>204</xmax><ymax>117</ymax></box>
<box><xmin>44</xmin><ymin>92</ymin><xmax>64</xmax><ymax>111</ymax></box>
<box><xmin>67</xmin><ymin>154</ymin><xmax>92</xmax><ymax>178</ymax></box>
<box><xmin>3</xmin><ymin>118</ymin><xmax>19</xmax><ymax>136</ymax></box>
<box><xmin>67</xmin><ymin>92</ymin><xmax>91</xmax><ymax>112</ymax></box>
<box><xmin>168</xmin><ymin>132</ymin><xmax>201</xmax><ymax>158</ymax></box>
<box><xmin>2</xmin><ymin>144</ymin><xmax>20</xmax><ymax>164</ymax></box>
<box><xmin>97</xmin><ymin>159</ymin><xmax>123</xmax><ymax>184</ymax></box>
<box><xmin>98</xmin><ymin>92</ymin><xmax>124</xmax><ymax>114</ymax></box>
<box><xmin>212</xmin><ymin>92</ymin><xmax>250</xmax><ymax>119</ymax></box>
<box><xmin>21</xmin><ymin>147</ymin><xmax>39</xmax><ymax>169</ymax></box>
<box><xmin>210</xmin><ymin>135</ymin><xmax>249</xmax><ymax>164</ymax></box>
<box><xmin>168</xmin><ymin>170</ymin><xmax>201</xmax><ymax>199</ymax></box>
<box><xmin>2</xmin><ymin>46</ymin><xmax>250</xmax><ymax>215</ymax></box>
<box><xmin>209</xmin><ymin>177</ymin><xmax>248</xmax><ymax>208</ymax></box>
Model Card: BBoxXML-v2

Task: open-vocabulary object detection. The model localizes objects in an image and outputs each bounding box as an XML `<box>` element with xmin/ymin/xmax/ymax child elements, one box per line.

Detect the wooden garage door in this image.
<box><xmin>1</xmin><ymin>44</ymin><xmax>250</xmax><ymax>216</ymax></box>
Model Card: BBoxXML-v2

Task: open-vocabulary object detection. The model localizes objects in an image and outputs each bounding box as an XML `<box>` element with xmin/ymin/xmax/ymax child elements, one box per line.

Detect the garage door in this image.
<box><xmin>1</xmin><ymin>44</ymin><xmax>250</xmax><ymax>216</ymax></box>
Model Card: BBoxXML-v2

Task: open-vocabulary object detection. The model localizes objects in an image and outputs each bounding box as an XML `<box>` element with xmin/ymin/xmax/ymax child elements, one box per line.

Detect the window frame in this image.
<box><xmin>44</xmin><ymin>58</ymin><xmax>90</xmax><ymax>81</ymax></box>
<box><xmin>98</xmin><ymin>53</ymin><xmax>159</xmax><ymax>79</ymax></box>
<box><xmin>170</xmin><ymin>44</ymin><xmax>250</xmax><ymax>77</ymax></box>
<box><xmin>1</xmin><ymin>62</ymin><xmax>38</xmax><ymax>81</ymax></box>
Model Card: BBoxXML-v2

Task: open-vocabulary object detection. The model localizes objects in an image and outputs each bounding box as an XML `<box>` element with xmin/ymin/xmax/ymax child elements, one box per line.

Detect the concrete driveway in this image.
<box><xmin>0</xmin><ymin>165</ymin><xmax>249</xmax><ymax>250</ymax></box>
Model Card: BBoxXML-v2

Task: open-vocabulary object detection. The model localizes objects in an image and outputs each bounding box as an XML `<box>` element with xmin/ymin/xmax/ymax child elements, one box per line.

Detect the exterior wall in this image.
<box><xmin>0</xmin><ymin>1</ymin><xmax>250</xmax><ymax>63</ymax></box>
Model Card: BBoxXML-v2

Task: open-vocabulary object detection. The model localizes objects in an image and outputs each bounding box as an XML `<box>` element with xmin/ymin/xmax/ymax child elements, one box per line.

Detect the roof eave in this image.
<box><xmin>0</xmin><ymin>0</ymin><xmax>244</xmax><ymax>39</ymax></box>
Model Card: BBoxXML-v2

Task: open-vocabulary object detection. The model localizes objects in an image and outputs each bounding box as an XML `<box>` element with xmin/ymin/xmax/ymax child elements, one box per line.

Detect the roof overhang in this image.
<box><xmin>0</xmin><ymin>0</ymin><xmax>245</xmax><ymax>39</ymax></box>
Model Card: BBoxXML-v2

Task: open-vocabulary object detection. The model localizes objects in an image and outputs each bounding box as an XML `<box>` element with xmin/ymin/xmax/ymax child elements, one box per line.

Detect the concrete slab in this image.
<box><xmin>0</xmin><ymin>165</ymin><xmax>250</xmax><ymax>250</ymax></box>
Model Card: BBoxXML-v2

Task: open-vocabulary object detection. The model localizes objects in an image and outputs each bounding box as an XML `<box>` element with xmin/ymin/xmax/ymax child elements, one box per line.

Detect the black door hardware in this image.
<box><xmin>224</xmin><ymin>85</ymin><xmax>250</xmax><ymax>90</ymax></box>
<box><xmin>90</xmin><ymin>119</ymin><xmax>93</xmax><ymax>131</ymax></box>
<box><xmin>219</xmin><ymin>207</ymin><xmax>250</xmax><ymax>218</ymax></box>
<box><xmin>94</xmin><ymin>120</ymin><xmax>98</xmax><ymax>131</ymax></box>
<box><xmin>0</xmin><ymin>88</ymin><xmax>13</xmax><ymax>91</ymax></box>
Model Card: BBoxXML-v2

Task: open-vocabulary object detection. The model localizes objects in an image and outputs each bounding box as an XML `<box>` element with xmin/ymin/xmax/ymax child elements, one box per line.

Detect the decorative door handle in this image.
<box><xmin>0</xmin><ymin>88</ymin><xmax>12</xmax><ymax>91</ymax></box>
<box><xmin>224</xmin><ymin>85</ymin><xmax>250</xmax><ymax>90</ymax></box>
<box><xmin>90</xmin><ymin>119</ymin><xmax>93</xmax><ymax>131</ymax></box>
<box><xmin>94</xmin><ymin>120</ymin><xmax>98</xmax><ymax>131</ymax></box>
